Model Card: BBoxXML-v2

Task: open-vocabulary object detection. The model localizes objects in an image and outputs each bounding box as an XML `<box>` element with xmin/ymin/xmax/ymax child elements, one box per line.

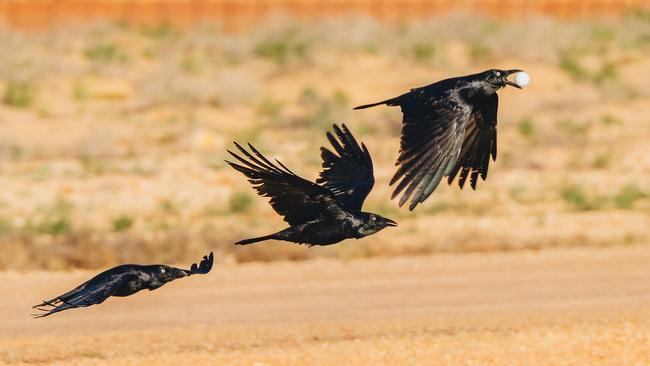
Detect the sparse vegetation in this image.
<box><xmin>517</xmin><ymin>117</ymin><xmax>536</xmax><ymax>138</ymax></box>
<box><xmin>140</xmin><ymin>23</ymin><xmax>178</xmax><ymax>40</ymax></box>
<box><xmin>560</xmin><ymin>53</ymin><xmax>589</xmax><ymax>81</ymax></box>
<box><xmin>0</xmin><ymin>217</ymin><xmax>10</xmax><ymax>234</ymax></box>
<box><xmin>614</xmin><ymin>184</ymin><xmax>646</xmax><ymax>209</ymax></box>
<box><xmin>84</xmin><ymin>42</ymin><xmax>127</xmax><ymax>63</ymax></box>
<box><xmin>28</xmin><ymin>198</ymin><xmax>74</xmax><ymax>235</ymax></box>
<box><xmin>557</xmin><ymin>119</ymin><xmax>589</xmax><ymax>140</ymax></box>
<box><xmin>469</xmin><ymin>42</ymin><xmax>491</xmax><ymax>62</ymax></box>
<box><xmin>180</xmin><ymin>55</ymin><xmax>201</xmax><ymax>74</ymax></box>
<box><xmin>73</xmin><ymin>81</ymin><xmax>90</xmax><ymax>101</ymax></box>
<box><xmin>559</xmin><ymin>52</ymin><xmax>619</xmax><ymax>84</ymax></box>
<box><xmin>561</xmin><ymin>184</ymin><xmax>646</xmax><ymax>211</ymax></box>
<box><xmin>412</xmin><ymin>43</ymin><xmax>435</xmax><ymax>62</ymax></box>
<box><xmin>229</xmin><ymin>192</ymin><xmax>254</xmax><ymax>213</ymax></box>
<box><xmin>3</xmin><ymin>81</ymin><xmax>35</xmax><ymax>108</ymax></box>
<box><xmin>80</xmin><ymin>156</ymin><xmax>111</xmax><ymax>175</ymax></box>
<box><xmin>254</xmin><ymin>37</ymin><xmax>309</xmax><ymax>64</ymax></box>
<box><xmin>294</xmin><ymin>89</ymin><xmax>350</xmax><ymax>131</ymax></box>
<box><xmin>593</xmin><ymin>62</ymin><xmax>618</xmax><ymax>84</ymax></box>
<box><xmin>600</xmin><ymin>114</ymin><xmax>622</xmax><ymax>126</ymax></box>
<box><xmin>592</xmin><ymin>152</ymin><xmax>613</xmax><ymax>169</ymax></box>
<box><xmin>256</xmin><ymin>98</ymin><xmax>284</xmax><ymax>119</ymax></box>
<box><xmin>112</xmin><ymin>215</ymin><xmax>134</xmax><ymax>231</ymax></box>
<box><xmin>561</xmin><ymin>185</ymin><xmax>603</xmax><ymax>211</ymax></box>
<box><xmin>0</xmin><ymin>14</ymin><xmax>649</xmax><ymax>270</ymax></box>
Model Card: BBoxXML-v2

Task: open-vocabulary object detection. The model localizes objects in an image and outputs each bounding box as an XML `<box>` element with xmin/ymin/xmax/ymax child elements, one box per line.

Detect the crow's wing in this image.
<box><xmin>316</xmin><ymin>124</ymin><xmax>374</xmax><ymax>212</ymax></box>
<box><xmin>447</xmin><ymin>93</ymin><xmax>498</xmax><ymax>189</ymax></box>
<box><xmin>32</xmin><ymin>271</ymin><xmax>138</xmax><ymax>318</ymax></box>
<box><xmin>390</xmin><ymin>89</ymin><xmax>471</xmax><ymax>210</ymax></box>
<box><xmin>226</xmin><ymin>143</ymin><xmax>346</xmax><ymax>225</ymax></box>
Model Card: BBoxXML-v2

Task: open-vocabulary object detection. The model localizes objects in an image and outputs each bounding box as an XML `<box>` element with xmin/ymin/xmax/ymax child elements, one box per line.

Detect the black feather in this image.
<box><xmin>356</xmin><ymin>70</ymin><xmax>506</xmax><ymax>209</ymax></box>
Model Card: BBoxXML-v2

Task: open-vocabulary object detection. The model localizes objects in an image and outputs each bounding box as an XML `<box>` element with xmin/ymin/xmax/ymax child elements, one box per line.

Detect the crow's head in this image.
<box><xmin>357</xmin><ymin>213</ymin><xmax>398</xmax><ymax>237</ymax></box>
<box><xmin>480</xmin><ymin>69</ymin><xmax>523</xmax><ymax>91</ymax></box>
<box><xmin>152</xmin><ymin>265</ymin><xmax>189</xmax><ymax>284</ymax></box>
<box><xmin>146</xmin><ymin>253</ymin><xmax>213</xmax><ymax>288</ymax></box>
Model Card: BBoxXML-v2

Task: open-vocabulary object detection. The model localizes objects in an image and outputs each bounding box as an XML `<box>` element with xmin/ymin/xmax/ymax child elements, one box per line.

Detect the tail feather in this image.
<box><xmin>235</xmin><ymin>234</ymin><xmax>277</xmax><ymax>245</ymax></box>
<box><xmin>353</xmin><ymin>97</ymin><xmax>400</xmax><ymax>110</ymax></box>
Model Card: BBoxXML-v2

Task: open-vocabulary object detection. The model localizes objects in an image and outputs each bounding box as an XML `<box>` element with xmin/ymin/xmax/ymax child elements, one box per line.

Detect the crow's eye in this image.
<box><xmin>371</xmin><ymin>216</ymin><xmax>377</xmax><ymax>221</ymax></box>
<box><xmin>160</xmin><ymin>268</ymin><xmax>166</xmax><ymax>274</ymax></box>
<box><xmin>495</xmin><ymin>71</ymin><xmax>501</xmax><ymax>77</ymax></box>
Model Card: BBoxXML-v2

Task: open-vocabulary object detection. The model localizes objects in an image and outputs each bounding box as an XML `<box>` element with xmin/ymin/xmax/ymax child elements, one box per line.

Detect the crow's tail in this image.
<box><xmin>353</xmin><ymin>97</ymin><xmax>400</xmax><ymax>110</ymax></box>
<box><xmin>235</xmin><ymin>234</ymin><xmax>277</xmax><ymax>245</ymax></box>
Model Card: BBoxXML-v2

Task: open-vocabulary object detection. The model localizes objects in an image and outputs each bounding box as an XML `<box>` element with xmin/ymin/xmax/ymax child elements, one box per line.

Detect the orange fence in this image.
<box><xmin>1</xmin><ymin>0</ymin><xmax>649</xmax><ymax>31</ymax></box>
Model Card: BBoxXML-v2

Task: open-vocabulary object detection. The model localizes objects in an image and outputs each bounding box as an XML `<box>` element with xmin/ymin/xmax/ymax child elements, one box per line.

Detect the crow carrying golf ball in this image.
<box><xmin>354</xmin><ymin>69</ymin><xmax>527</xmax><ymax>210</ymax></box>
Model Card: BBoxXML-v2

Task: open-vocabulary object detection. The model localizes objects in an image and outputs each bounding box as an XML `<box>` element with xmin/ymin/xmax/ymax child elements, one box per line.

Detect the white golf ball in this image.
<box><xmin>515</xmin><ymin>72</ymin><xmax>530</xmax><ymax>88</ymax></box>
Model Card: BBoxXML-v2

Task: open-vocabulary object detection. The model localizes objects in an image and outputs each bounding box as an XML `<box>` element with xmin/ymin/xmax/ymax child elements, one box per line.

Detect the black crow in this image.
<box><xmin>32</xmin><ymin>252</ymin><xmax>213</xmax><ymax>318</ymax></box>
<box><xmin>354</xmin><ymin>69</ymin><xmax>524</xmax><ymax>210</ymax></box>
<box><xmin>227</xmin><ymin>124</ymin><xmax>397</xmax><ymax>246</ymax></box>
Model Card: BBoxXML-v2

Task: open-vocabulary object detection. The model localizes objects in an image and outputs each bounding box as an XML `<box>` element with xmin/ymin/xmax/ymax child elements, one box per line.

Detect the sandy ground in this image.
<box><xmin>2</xmin><ymin>245</ymin><xmax>650</xmax><ymax>365</ymax></box>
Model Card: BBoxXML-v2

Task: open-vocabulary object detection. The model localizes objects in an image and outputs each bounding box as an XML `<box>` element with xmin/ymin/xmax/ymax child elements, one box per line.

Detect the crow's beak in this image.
<box><xmin>177</xmin><ymin>269</ymin><xmax>191</xmax><ymax>277</ymax></box>
<box><xmin>384</xmin><ymin>218</ymin><xmax>398</xmax><ymax>227</ymax></box>
<box><xmin>504</xmin><ymin>69</ymin><xmax>523</xmax><ymax>89</ymax></box>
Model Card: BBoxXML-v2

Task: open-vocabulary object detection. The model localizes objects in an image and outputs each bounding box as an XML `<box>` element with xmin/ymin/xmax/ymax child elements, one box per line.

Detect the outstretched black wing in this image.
<box><xmin>316</xmin><ymin>124</ymin><xmax>374</xmax><ymax>212</ymax></box>
<box><xmin>389</xmin><ymin>87</ymin><xmax>471</xmax><ymax>211</ymax></box>
<box><xmin>32</xmin><ymin>271</ymin><xmax>137</xmax><ymax>318</ymax></box>
<box><xmin>188</xmin><ymin>252</ymin><xmax>214</xmax><ymax>275</ymax></box>
<box><xmin>226</xmin><ymin>143</ymin><xmax>345</xmax><ymax>225</ymax></box>
<box><xmin>447</xmin><ymin>93</ymin><xmax>498</xmax><ymax>189</ymax></box>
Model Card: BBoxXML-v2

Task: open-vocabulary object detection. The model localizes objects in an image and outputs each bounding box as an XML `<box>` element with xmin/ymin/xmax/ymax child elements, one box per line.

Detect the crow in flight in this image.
<box><xmin>227</xmin><ymin>124</ymin><xmax>397</xmax><ymax>246</ymax></box>
<box><xmin>32</xmin><ymin>252</ymin><xmax>213</xmax><ymax>318</ymax></box>
<box><xmin>354</xmin><ymin>69</ymin><xmax>524</xmax><ymax>210</ymax></box>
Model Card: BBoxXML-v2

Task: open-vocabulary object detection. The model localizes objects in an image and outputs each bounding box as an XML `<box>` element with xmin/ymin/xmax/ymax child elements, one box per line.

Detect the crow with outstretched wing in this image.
<box><xmin>32</xmin><ymin>252</ymin><xmax>214</xmax><ymax>318</ymax></box>
<box><xmin>227</xmin><ymin>123</ymin><xmax>395</xmax><ymax>246</ymax></box>
<box><xmin>355</xmin><ymin>69</ymin><xmax>523</xmax><ymax>210</ymax></box>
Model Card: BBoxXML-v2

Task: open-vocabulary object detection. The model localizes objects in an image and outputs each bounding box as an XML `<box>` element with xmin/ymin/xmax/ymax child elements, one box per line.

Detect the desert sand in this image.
<box><xmin>2</xmin><ymin>245</ymin><xmax>650</xmax><ymax>365</ymax></box>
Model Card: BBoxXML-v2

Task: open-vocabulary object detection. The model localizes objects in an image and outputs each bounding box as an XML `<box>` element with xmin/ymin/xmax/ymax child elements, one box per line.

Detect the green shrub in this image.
<box><xmin>30</xmin><ymin>216</ymin><xmax>72</xmax><ymax>236</ymax></box>
<box><xmin>254</xmin><ymin>38</ymin><xmax>309</xmax><ymax>64</ymax></box>
<box><xmin>469</xmin><ymin>43</ymin><xmax>490</xmax><ymax>62</ymax></box>
<box><xmin>112</xmin><ymin>215</ymin><xmax>134</xmax><ymax>232</ymax></box>
<box><xmin>593</xmin><ymin>62</ymin><xmax>618</xmax><ymax>84</ymax></box>
<box><xmin>159</xmin><ymin>199</ymin><xmax>179</xmax><ymax>215</ymax></box>
<box><xmin>559</xmin><ymin>54</ymin><xmax>589</xmax><ymax>81</ymax></box>
<box><xmin>600</xmin><ymin>114</ymin><xmax>621</xmax><ymax>126</ymax></box>
<box><xmin>28</xmin><ymin>198</ymin><xmax>74</xmax><ymax>235</ymax></box>
<box><xmin>84</xmin><ymin>42</ymin><xmax>127</xmax><ymax>63</ymax></box>
<box><xmin>560</xmin><ymin>185</ymin><xmax>602</xmax><ymax>211</ymax></box>
<box><xmin>140</xmin><ymin>23</ymin><xmax>178</xmax><ymax>40</ymax></box>
<box><xmin>517</xmin><ymin>118</ymin><xmax>536</xmax><ymax>137</ymax></box>
<box><xmin>364</xmin><ymin>43</ymin><xmax>379</xmax><ymax>55</ymax></box>
<box><xmin>3</xmin><ymin>81</ymin><xmax>35</xmax><ymax>108</ymax></box>
<box><xmin>229</xmin><ymin>192</ymin><xmax>253</xmax><ymax>213</ymax></box>
<box><xmin>180</xmin><ymin>55</ymin><xmax>201</xmax><ymax>74</ymax></box>
<box><xmin>255</xmin><ymin>40</ymin><xmax>289</xmax><ymax>63</ymax></box>
<box><xmin>299</xmin><ymin>86</ymin><xmax>318</xmax><ymax>104</ymax></box>
<box><xmin>591</xmin><ymin>153</ymin><xmax>612</xmax><ymax>169</ymax></box>
<box><xmin>0</xmin><ymin>217</ymin><xmax>10</xmax><ymax>234</ymax></box>
<box><xmin>557</xmin><ymin>119</ymin><xmax>589</xmax><ymax>140</ymax></box>
<box><xmin>412</xmin><ymin>43</ymin><xmax>435</xmax><ymax>62</ymax></box>
<box><xmin>73</xmin><ymin>81</ymin><xmax>89</xmax><ymax>101</ymax></box>
<box><xmin>614</xmin><ymin>184</ymin><xmax>645</xmax><ymax>209</ymax></box>
<box><xmin>257</xmin><ymin>98</ymin><xmax>284</xmax><ymax>118</ymax></box>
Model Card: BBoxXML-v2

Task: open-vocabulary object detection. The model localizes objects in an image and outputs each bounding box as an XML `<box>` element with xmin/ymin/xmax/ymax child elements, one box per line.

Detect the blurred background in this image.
<box><xmin>0</xmin><ymin>0</ymin><xmax>649</xmax><ymax>270</ymax></box>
